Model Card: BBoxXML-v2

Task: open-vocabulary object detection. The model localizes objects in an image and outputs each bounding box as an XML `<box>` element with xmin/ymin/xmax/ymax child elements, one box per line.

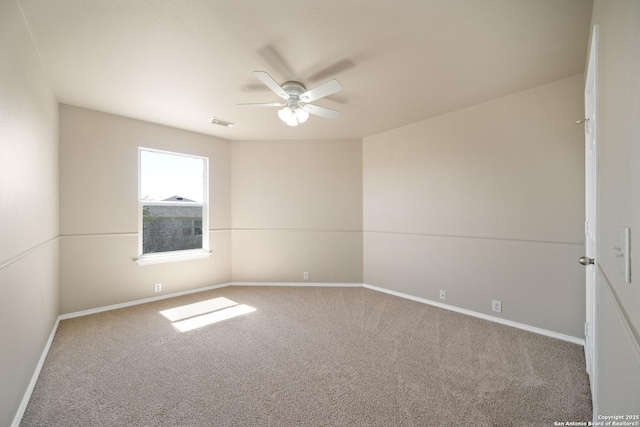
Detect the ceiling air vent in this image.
<box><xmin>210</xmin><ymin>117</ymin><xmax>235</xmax><ymax>128</ymax></box>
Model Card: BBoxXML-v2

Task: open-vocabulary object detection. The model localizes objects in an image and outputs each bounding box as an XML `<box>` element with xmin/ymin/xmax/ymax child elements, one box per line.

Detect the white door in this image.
<box><xmin>582</xmin><ymin>25</ymin><xmax>599</xmax><ymax>396</ymax></box>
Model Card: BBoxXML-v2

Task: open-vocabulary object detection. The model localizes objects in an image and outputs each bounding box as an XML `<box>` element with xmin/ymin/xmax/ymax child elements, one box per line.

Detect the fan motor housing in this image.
<box><xmin>281</xmin><ymin>81</ymin><xmax>306</xmax><ymax>97</ymax></box>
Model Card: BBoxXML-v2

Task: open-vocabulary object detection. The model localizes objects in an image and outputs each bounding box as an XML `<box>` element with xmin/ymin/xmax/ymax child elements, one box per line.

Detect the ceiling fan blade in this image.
<box><xmin>241</xmin><ymin>83</ymin><xmax>272</xmax><ymax>92</ymax></box>
<box><xmin>257</xmin><ymin>46</ymin><xmax>296</xmax><ymax>81</ymax></box>
<box><xmin>253</xmin><ymin>71</ymin><xmax>289</xmax><ymax>100</ymax></box>
<box><xmin>300</xmin><ymin>79</ymin><xmax>343</xmax><ymax>103</ymax></box>
<box><xmin>306</xmin><ymin>59</ymin><xmax>355</xmax><ymax>82</ymax></box>
<box><xmin>238</xmin><ymin>102</ymin><xmax>285</xmax><ymax>107</ymax></box>
<box><xmin>303</xmin><ymin>104</ymin><xmax>340</xmax><ymax>120</ymax></box>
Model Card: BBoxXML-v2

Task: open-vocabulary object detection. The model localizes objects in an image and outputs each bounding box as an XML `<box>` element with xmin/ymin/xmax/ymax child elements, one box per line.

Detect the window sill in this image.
<box><xmin>135</xmin><ymin>250</ymin><xmax>211</xmax><ymax>266</ymax></box>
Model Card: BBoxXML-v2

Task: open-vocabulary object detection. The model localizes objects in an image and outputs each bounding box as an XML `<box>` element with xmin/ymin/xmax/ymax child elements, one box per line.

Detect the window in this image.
<box><xmin>137</xmin><ymin>148</ymin><xmax>209</xmax><ymax>265</ymax></box>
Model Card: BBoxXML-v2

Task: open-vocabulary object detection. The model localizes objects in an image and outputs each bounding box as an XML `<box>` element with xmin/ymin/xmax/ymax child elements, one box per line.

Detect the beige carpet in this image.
<box><xmin>21</xmin><ymin>286</ymin><xmax>592</xmax><ymax>426</ymax></box>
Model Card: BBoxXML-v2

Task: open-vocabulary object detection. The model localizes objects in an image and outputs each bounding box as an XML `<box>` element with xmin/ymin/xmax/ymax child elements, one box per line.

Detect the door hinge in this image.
<box><xmin>584</xmin><ymin>221</ymin><xmax>594</xmax><ymax>238</ymax></box>
<box><xmin>584</xmin><ymin>322</ymin><xmax>589</xmax><ymax>338</ymax></box>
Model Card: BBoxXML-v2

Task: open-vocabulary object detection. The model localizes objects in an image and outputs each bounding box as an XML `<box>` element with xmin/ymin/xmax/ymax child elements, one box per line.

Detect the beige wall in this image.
<box><xmin>590</xmin><ymin>0</ymin><xmax>640</xmax><ymax>415</ymax></box>
<box><xmin>59</xmin><ymin>105</ymin><xmax>231</xmax><ymax>313</ymax></box>
<box><xmin>363</xmin><ymin>74</ymin><xmax>586</xmax><ymax>338</ymax></box>
<box><xmin>231</xmin><ymin>139</ymin><xmax>363</xmax><ymax>283</ymax></box>
<box><xmin>0</xmin><ymin>0</ymin><xmax>59</xmax><ymax>424</ymax></box>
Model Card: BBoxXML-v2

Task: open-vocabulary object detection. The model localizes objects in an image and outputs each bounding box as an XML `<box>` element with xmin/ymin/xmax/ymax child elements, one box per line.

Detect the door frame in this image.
<box><xmin>583</xmin><ymin>23</ymin><xmax>599</xmax><ymax>409</ymax></box>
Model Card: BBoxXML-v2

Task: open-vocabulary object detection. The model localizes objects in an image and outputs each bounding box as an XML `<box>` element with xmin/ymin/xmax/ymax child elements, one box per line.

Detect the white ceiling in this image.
<box><xmin>18</xmin><ymin>0</ymin><xmax>593</xmax><ymax>141</ymax></box>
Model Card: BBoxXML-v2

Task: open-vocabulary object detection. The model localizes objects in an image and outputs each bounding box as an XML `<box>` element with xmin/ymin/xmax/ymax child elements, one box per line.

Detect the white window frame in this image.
<box><xmin>136</xmin><ymin>147</ymin><xmax>210</xmax><ymax>266</ymax></box>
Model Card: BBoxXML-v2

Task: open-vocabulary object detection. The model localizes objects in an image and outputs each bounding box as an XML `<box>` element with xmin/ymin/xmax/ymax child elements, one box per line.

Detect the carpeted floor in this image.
<box><xmin>21</xmin><ymin>286</ymin><xmax>592</xmax><ymax>426</ymax></box>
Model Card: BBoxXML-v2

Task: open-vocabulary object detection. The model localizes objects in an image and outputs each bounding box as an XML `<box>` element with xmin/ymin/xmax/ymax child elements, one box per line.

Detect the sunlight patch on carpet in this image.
<box><xmin>172</xmin><ymin>304</ymin><xmax>256</xmax><ymax>332</ymax></box>
<box><xmin>159</xmin><ymin>297</ymin><xmax>256</xmax><ymax>332</ymax></box>
<box><xmin>160</xmin><ymin>297</ymin><xmax>239</xmax><ymax>322</ymax></box>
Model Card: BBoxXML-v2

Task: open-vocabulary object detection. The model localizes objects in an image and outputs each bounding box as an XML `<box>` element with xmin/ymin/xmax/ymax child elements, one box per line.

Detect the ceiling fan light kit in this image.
<box><xmin>278</xmin><ymin>105</ymin><xmax>309</xmax><ymax>126</ymax></box>
<box><xmin>239</xmin><ymin>71</ymin><xmax>342</xmax><ymax>127</ymax></box>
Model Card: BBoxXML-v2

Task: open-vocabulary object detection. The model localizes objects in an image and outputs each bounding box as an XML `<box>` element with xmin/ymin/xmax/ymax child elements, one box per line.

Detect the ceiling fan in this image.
<box><xmin>239</xmin><ymin>71</ymin><xmax>343</xmax><ymax>126</ymax></box>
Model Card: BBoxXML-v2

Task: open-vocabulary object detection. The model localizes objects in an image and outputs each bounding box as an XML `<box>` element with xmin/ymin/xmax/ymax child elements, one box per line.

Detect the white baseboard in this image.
<box><xmin>363</xmin><ymin>283</ymin><xmax>585</xmax><ymax>346</ymax></box>
<box><xmin>59</xmin><ymin>282</ymin><xmax>233</xmax><ymax>320</ymax></box>
<box><xmin>12</xmin><ymin>316</ymin><xmax>60</xmax><ymax>427</ymax></box>
<box><xmin>231</xmin><ymin>282</ymin><xmax>362</xmax><ymax>287</ymax></box>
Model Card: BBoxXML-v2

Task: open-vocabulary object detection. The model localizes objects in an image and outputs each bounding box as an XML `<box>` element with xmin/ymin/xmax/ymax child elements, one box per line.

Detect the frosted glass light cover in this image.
<box><xmin>295</xmin><ymin>108</ymin><xmax>309</xmax><ymax>123</ymax></box>
<box><xmin>277</xmin><ymin>107</ymin><xmax>293</xmax><ymax>122</ymax></box>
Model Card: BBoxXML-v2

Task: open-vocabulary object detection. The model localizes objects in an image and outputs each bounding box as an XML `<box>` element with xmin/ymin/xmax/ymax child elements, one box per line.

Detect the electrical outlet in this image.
<box><xmin>303</xmin><ymin>272</ymin><xmax>309</xmax><ymax>281</ymax></box>
<box><xmin>154</xmin><ymin>283</ymin><xmax>162</xmax><ymax>292</ymax></box>
<box><xmin>492</xmin><ymin>300</ymin><xmax>502</xmax><ymax>313</ymax></box>
<box><xmin>439</xmin><ymin>290</ymin><xmax>446</xmax><ymax>301</ymax></box>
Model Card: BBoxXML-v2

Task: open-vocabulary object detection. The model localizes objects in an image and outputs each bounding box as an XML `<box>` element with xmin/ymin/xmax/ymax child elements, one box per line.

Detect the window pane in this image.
<box><xmin>143</xmin><ymin>205</ymin><xmax>203</xmax><ymax>254</ymax></box>
<box><xmin>140</xmin><ymin>150</ymin><xmax>204</xmax><ymax>203</ymax></box>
